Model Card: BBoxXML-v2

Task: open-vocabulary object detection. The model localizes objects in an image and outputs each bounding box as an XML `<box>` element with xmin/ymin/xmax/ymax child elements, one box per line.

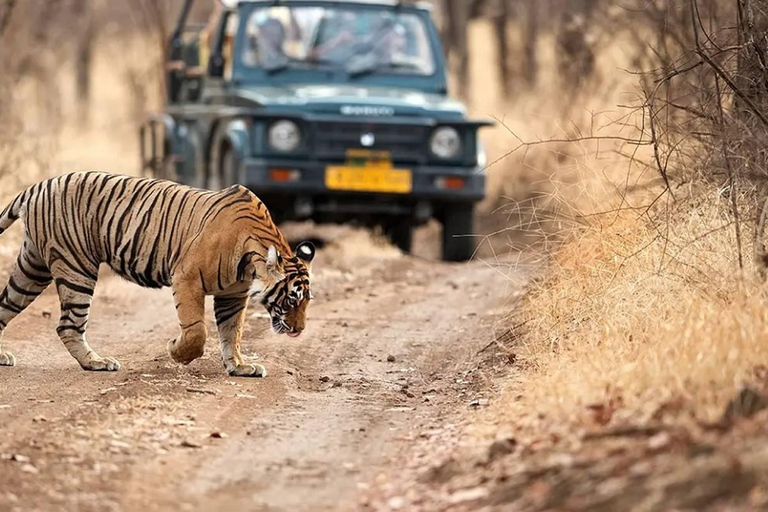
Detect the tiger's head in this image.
<box><xmin>253</xmin><ymin>241</ymin><xmax>315</xmax><ymax>338</ymax></box>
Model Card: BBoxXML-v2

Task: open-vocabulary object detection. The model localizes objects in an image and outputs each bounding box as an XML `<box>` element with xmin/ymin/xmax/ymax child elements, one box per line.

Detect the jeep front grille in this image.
<box><xmin>313</xmin><ymin>122</ymin><xmax>429</xmax><ymax>164</ymax></box>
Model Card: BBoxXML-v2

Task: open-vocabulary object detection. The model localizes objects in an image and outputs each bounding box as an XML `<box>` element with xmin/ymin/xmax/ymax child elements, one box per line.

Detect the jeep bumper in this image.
<box><xmin>239</xmin><ymin>158</ymin><xmax>484</xmax><ymax>223</ymax></box>
<box><xmin>241</xmin><ymin>158</ymin><xmax>485</xmax><ymax>202</ymax></box>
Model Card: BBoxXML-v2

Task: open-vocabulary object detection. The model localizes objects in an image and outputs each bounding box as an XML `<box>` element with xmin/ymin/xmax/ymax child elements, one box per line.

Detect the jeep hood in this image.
<box><xmin>229</xmin><ymin>84</ymin><xmax>466</xmax><ymax>119</ymax></box>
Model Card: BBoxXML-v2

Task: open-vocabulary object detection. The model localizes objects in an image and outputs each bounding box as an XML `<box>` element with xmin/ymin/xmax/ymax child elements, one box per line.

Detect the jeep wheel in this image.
<box><xmin>209</xmin><ymin>146</ymin><xmax>236</xmax><ymax>190</ymax></box>
<box><xmin>221</xmin><ymin>147</ymin><xmax>238</xmax><ymax>188</ymax></box>
<box><xmin>384</xmin><ymin>220</ymin><xmax>413</xmax><ymax>254</ymax></box>
<box><xmin>442</xmin><ymin>204</ymin><xmax>475</xmax><ymax>262</ymax></box>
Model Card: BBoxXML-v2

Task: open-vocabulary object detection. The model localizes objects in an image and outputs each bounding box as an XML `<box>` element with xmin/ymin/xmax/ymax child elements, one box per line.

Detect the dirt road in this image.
<box><xmin>0</xmin><ymin>227</ymin><xmax>526</xmax><ymax>512</ymax></box>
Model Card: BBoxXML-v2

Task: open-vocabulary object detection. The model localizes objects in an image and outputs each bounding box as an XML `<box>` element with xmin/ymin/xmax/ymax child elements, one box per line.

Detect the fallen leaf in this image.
<box><xmin>488</xmin><ymin>437</ymin><xmax>517</xmax><ymax>461</ymax></box>
<box><xmin>651</xmin><ymin>394</ymin><xmax>688</xmax><ymax>421</ymax></box>
<box><xmin>586</xmin><ymin>402</ymin><xmax>615</xmax><ymax>426</ymax></box>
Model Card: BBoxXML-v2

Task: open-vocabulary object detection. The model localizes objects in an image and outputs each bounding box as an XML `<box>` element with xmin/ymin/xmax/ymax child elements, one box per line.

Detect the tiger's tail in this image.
<box><xmin>0</xmin><ymin>190</ymin><xmax>26</xmax><ymax>237</ymax></box>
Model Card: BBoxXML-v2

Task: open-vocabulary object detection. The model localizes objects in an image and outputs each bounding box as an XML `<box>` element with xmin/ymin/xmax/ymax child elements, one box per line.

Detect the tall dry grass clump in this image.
<box><xmin>489</xmin><ymin>0</ymin><xmax>768</xmax><ymax>434</ymax></box>
<box><xmin>511</xmin><ymin>196</ymin><xmax>768</xmax><ymax>426</ymax></box>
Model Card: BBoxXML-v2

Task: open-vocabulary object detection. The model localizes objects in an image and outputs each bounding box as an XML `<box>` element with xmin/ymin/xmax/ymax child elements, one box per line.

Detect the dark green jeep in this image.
<box><xmin>141</xmin><ymin>0</ymin><xmax>492</xmax><ymax>261</ymax></box>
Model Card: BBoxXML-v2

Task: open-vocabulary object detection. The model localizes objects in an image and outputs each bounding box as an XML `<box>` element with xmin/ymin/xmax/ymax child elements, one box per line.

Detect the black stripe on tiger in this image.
<box><xmin>214</xmin><ymin>296</ymin><xmax>247</xmax><ymax>326</ymax></box>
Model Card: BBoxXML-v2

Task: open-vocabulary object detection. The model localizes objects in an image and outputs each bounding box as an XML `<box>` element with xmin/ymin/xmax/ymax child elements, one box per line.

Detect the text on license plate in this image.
<box><xmin>325</xmin><ymin>166</ymin><xmax>412</xmax><ymax>194</ymax></box>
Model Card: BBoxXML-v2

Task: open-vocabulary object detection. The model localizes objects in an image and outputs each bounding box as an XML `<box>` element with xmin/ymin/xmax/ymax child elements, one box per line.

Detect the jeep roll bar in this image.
<box><xmin>167</xmin><ymin>0</ymin><xmax>197</xmax><ymax>102</ymax></box>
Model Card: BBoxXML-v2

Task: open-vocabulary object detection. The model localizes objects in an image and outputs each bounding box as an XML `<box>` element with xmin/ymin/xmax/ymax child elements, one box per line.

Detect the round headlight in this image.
<box><xmin>477</xmin><ymin>138</ymin><xmax>487</xmax><ymax>168</ymax></box>
<box><xmin>268</xmin><ymin>120</ymin><xmax>301</xmax><ymax>152</ymax></box>
<box><xmin>430</xmin><ymin>127</ymin><xmax>462</xmax><ymax>160</ymax></box>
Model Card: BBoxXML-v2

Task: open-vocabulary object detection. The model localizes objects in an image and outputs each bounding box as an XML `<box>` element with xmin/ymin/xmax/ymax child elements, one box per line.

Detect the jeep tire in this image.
<box><xmin>208</xmin><ymin>145</ymin><xmax>236</xmax><ymax>190</ymax></box>
<box><xmin>442</xmin><ymin>204</ymin><xmax>475</xmax><ymax>262</ymax></box>
<box><xmin>220</xmin><ymin>146</ymin><xmax>237</xmax><ymax>189</ymax></box>
<box><xmin>384</xmin><ymin>220</ymin><xmax>413</xmax><ymax>254</ymax></box>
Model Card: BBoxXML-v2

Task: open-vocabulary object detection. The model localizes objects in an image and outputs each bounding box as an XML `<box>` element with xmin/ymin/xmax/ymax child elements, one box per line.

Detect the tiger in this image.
<box><xmin>0</xmin><ymin>171</ymin><xmax>315</xmax><ymax>377</ymax></box>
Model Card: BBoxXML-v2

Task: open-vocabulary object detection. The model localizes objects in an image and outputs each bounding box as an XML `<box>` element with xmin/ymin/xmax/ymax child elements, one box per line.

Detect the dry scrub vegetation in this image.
<box><xmin>401</xmin><ymin>3</ymin><xmax>768</xmax><ymax>507</ymax></box>
<box><xmin>485</xmin><ymin>0</ymin><xmax>768</xmax><ymax>445</ymax></box>
<box><xmin>511</xmin><ymin>195</ymin><xmax>768</xmax><ymax>425</ymax></box>
<box><xmin>0</xmin><ymin>1</ymin><xmax>171</xmax><ymax>195</ymax></box>
<box><xmin>0</xmin><ymin>1</ymin><xmax>170</xmax><ymax>257</ymax></box>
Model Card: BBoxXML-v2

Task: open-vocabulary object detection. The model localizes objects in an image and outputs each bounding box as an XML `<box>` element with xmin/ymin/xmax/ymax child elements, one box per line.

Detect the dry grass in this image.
<box><xmin>486</xmin><ymin>111</ymin><xmax>768</xmax><ymax>442</ymax></box>
<box><xmin>0</xmin><ymin>31</ymin><xmax>162</xmax><ymax>268</ymax></box>
<box><xmin>463</xmin><ymin>20</ymin><xmax>645</xmax><ymax>262</ymax></box>
<box><xmin>510</xmin><ymin>198</ymin><xmax>768</xmax><ymax>424</ymax></box>
<box><xmin>0</xmin><ymin>31</ymin><xmax>161</xmax><ymax>192</ymax></box>
<box><xmin>455</xmin><ymin>21</ymin><xmax>768</xmax><ymax>444</ymax></box>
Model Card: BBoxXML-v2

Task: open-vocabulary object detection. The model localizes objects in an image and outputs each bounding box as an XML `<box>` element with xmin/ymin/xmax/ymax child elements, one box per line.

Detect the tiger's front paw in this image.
<box><xmin>0</xmin><ymin>351</ymin><xmax>16</xmax><ymax>367</ymax></box>
<box><xmin>168</xmin><ymin>337</ymin><xmax>205</xmax><ymax>365</ymax></box>
<box><xmin>81</xmin><ymin>356</ymin><xmax>121</xmax><ymax>372</ymax></box>
<box><xmin>228</xmin><ymin>363</ymin><xmax>267</xmax><ymax>378</ymax></box>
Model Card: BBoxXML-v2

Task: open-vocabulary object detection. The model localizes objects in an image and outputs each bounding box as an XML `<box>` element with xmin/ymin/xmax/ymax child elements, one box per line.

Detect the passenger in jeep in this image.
<box><xmin>257</xmin><ymin>18</ymin><xmax>287</xmax><ymax>69</ymax></box>
<box><xmin>376</xmin><ymin>22</ymin><xmax>408</xmax><ymax>64</ymax></box>
<box><xmin>312</xmin><ymin>11</ymin><xmax>359</xmax><ymax>63</ymax></box>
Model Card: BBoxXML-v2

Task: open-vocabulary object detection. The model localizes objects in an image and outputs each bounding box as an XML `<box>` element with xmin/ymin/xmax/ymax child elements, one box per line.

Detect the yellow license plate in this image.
<box><xmin>325</xmin><ymin>165</ymin><xmax>412</xmax><ymax>194</ymax></box>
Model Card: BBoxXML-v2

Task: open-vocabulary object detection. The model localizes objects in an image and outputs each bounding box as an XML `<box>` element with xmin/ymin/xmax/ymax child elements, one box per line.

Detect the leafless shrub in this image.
<box><xmin>495</xmin><ymin>0</ymin><xmax>768</xmax><ymax>433</ymax></box>
<box><xmin>0</xmin><ymin>0</ymin><xmax>60</xmax><ymax>187</ymax></box>
<box><xmin>620</xmin><ymin>0</ymin><xmax>768</xmax><ymax>274</ymax></box>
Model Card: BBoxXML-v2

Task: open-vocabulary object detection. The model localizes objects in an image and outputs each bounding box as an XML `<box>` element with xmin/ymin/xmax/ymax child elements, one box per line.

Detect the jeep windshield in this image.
<box><xmin>240</xmin><ymin>5</ymin><xmax>436</xmax><ymax>77</ymax></box>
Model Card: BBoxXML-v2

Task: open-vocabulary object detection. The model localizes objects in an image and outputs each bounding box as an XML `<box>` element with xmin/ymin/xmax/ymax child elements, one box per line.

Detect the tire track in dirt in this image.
<box><xmin>0</xmin><ymin>230</ymin><xmax>527</xmax><ymax>512</ymax></box>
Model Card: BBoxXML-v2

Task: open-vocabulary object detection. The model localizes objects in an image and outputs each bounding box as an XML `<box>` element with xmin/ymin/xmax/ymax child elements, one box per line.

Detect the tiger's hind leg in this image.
<box><xmin>51</xmin><ymin>263</ymin><xmax>120</xmax><ymax>371</ymax></box>
<box><xmin>0</xmin><ymin>239</ymin><xmax>53</xmax><ymax>366</ymax></box>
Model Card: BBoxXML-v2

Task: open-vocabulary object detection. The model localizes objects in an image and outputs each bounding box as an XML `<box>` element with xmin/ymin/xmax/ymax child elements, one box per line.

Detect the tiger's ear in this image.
<box><xmin>296</xmin><ymin>241</ymin><xmax>316</xmax><ymax>265</ymax></box>
<box><xmin>266</xmin><ymin>245</ymin><xmax>285</xmax><ymax>281</ymax></box>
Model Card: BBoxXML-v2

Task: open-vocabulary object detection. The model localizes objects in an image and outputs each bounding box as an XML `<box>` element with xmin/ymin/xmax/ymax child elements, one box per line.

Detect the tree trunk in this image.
<box><xmin>494</xmin><ymin>0</ymin><xmax>511</xmax><ymax>91</ymax></box>
<box><xmin>736</xmin><ymin>0</ymin><xmax>768</xmax><ymax>119</ymax></box>
<box><xmin>522</xmin><ymin>0</ymin><xmax>538</xmax><ymax>87</ymax></box>
<box><xmin>737</xmin><ymin>0</ymin><xmax>768</xmax><ymax>272</ymax></box>
<box><xmin>74</xmin><ymin>0</ymin><xmax>94</xmax><ymax>125</ymax></box>
<box><xmin>443</xmin><ymin>0</ymin><xmax>471</xmax><ymax>99</ymax></box>
<box><xmin>555</xmin><ymin>0</ymin><xmax>596</xmax><ymax>88</ymax></box>
<box><xmin>0</xmin><ymin>0</ymin><xmax>15</xmax><ymax>42</ymax></box>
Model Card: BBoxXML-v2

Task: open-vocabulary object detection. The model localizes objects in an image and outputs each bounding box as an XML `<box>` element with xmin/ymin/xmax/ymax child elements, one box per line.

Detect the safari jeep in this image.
<box><xmin>141</xmin><ymin>0</ymin><xmax>492</xmax><ymax>261</ymax></box>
